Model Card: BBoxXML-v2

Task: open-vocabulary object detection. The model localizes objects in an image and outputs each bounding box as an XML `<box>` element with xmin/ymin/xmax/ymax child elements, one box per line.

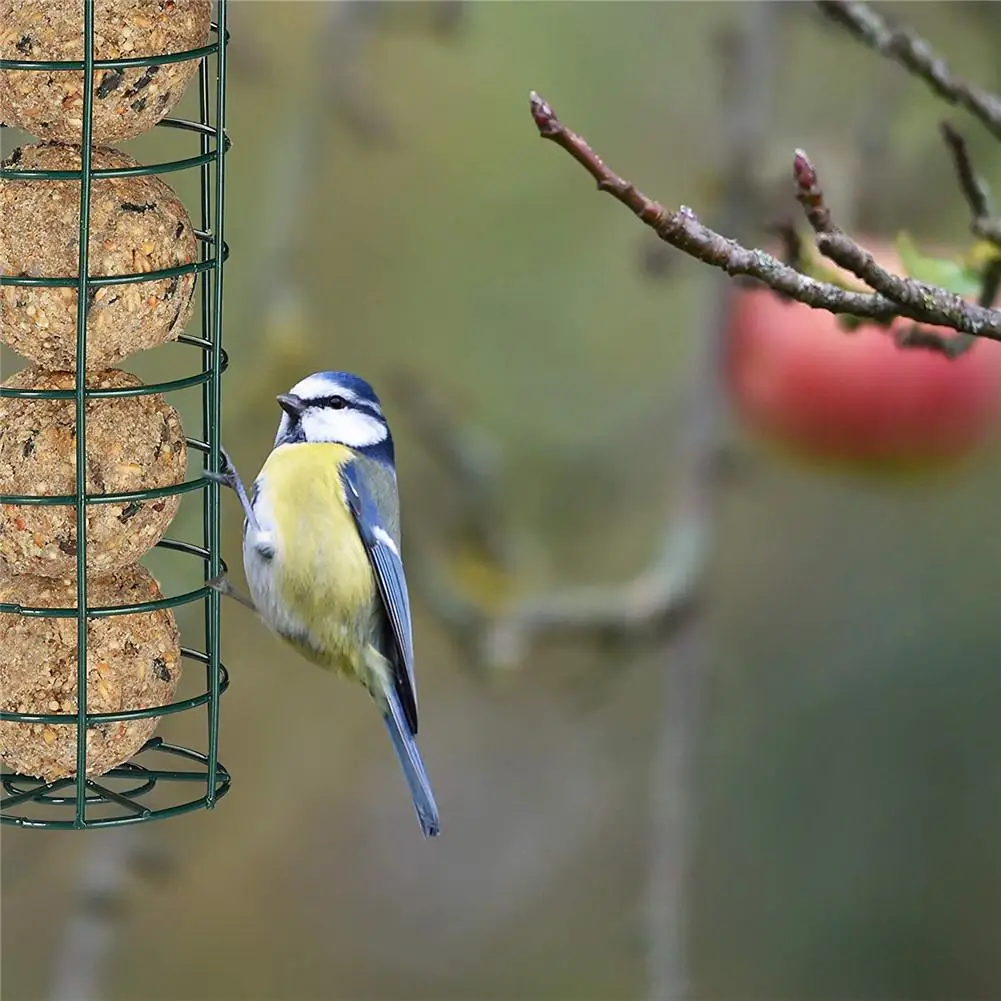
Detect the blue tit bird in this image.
<box><xmin>209</xmin><ymin>371</ymin><xmax>440</xmax><ymax>838</ymax></box>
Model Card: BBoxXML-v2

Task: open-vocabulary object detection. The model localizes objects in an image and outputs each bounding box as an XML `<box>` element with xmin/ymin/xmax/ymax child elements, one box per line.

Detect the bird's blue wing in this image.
<box><xmin>341</xmin><ymin>461</ymin><xmax>419</xmax><ymax>735</ymax></box>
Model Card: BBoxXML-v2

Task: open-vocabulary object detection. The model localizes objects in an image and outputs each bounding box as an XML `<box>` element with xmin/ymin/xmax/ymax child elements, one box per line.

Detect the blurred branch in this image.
<box><xmin>322</xmin><ymin>0</ymin><xmax>470</xmax><ymax>144</ymax></box>
<box><xmin>849</xmin><ymin>61</ymin><xmax>906</xmax><ymax>232</ymax></box>
<box><xmin>940</xmin><ymin>122</ymin><xmax>1001</xmax><ymax>251</ymax></box>
<box><xmin>388</xmin><ymin>373</ymin><xmax>510</xmax><ymax>573</ymax></box>
<box><xmin>215</xmin><ymin>0</ymin><xmax>271</xmax><ymax>81</ymax></box>
<box><xmin>643</xmin><ymin>7</ymin><xmax>778</xmax><ymax>999</ymax></box>
<box><xmin>237</xmin><ymin>7</ymin><xmax>368</xmax><ymax>403</ymax></box>
<box><xmin>238</xmin><ymin>11</ymin><xmax>334</xmax><ymax>358</ymax></box>
<box><xmin>321</xmin><ymin>1</ymin><xmax>397</xmax><ymax>147</ymax></box>
<box><xmin>407</xmin><ymin>387</ymin><xmax>710</xmax><ymax>669</ymax></box>
<box><xmin>236</xmin><ymin>1</ymin><xmax>474</xmax><ymax>414</ymax></box>
<box><xmin>428</xmin><ymin>0</ymin><xmax>467</xmax><ymax>39</ymax></box>
<box><xmin>411</xmin><ymin>13</ymin><xmax>773</xmax><ymax>1001</ymax></box>
<box><xmin>528</xmin><ymin>92</ymin><xmax>1001</xmax><ymax>351</ymax></box>
<box><xmin>816</xmin><ymin>0</ymin><xmax>1001</xmax><ymax>142</ymax></box>
<box><xmin>49</xmin><ymin>828</ymin><xmax>175</xmax><ymax>1001</ymax></box>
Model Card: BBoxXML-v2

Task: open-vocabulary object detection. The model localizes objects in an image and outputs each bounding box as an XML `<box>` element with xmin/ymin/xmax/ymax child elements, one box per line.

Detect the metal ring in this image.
<box><xmin>0</xmin><ymin>231</ymin><xmax>228</xmax><ymax>291</ymax></box>
<box><xmin>0</xmin><ymin>432</ymin><xmax>225</xmax><ymax>506</ymax></box>
<box><xmin>0</xmin><ymin>118</ymin><xmax>231</xmax><ymax>181</ymax></box>
<box><xmin>0</xmin><ymin>243</ymin><xmax>230</xmax><ymax>289</ymax></box>
<box><xmin>0</xmin><ymin>22</ymin><xmax>226</xmax><ymax>73</ymax></box>
<box><xmin>1</xmin><ymin>739</ymin><xmax>232</xmax><ymax>829</ymax></box>
<box><xmin>0</xmin><ymin>538</ymin><xmax>230</xmax><ymax>617</ymax></box>
<box><xmin>0</xmin><ymin>338</ymin><xmax>230</xmax><ymax>400</ymax></box>
<box><xmin>0</xmin><ymin>4</ymin><xmax>230</xmax><ymax>831</ymax></box>
<box><xmin>3</xmin><ymin>762</ymin><xmax>159</xmax><ymax>805</ymax></box>
<box><xmin>0</xmin><ymin>650</ymin><xmax>230</xmax><ymax>725</ymax></box>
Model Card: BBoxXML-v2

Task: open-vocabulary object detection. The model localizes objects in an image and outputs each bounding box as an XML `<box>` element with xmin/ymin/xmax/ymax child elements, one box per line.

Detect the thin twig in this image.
<box><xmin>428</xmin><ymin>0</ymin><xmax>467</xmax><ymax>38</ymax></box>
<box><xmin>216</xmin><ymin>0</ymin><xmax>271</xmax><ymax>81</ymax></box>
<box><xmin>240</xmin><ymin>12</ymin><xmax>332</xmax><ymax>347</ymax></box>
<box><xmin>388</xmin><ymin>372</ymin><xmax>511</xmax><ymax>573</ymax></box>
<box><xmin>528</xmin><ymin>93</ymin><xmax>1001</xmax><ymax>347</ymax></box>
<box><xmin>48</xmin><ymin>828</ymin><xmax>174</xmax><ymax>1001</ymax></box>
<box><xmin>790</xmin><ymin>149</ymin><xmax>974</xmax><ymax>356</ymax></box>
<box><xmin>321</xmin><ymin>1</ymin><xmax>396</xmax><ymax>146</ymax></box>
<box><xmin>644</xmin><ymin>8</ymin><xmax>777</xmax><ymax>998</ymax></box>
<box><xmin>816</xmin><ymin>0</ymin><xmax>1001</xmax><ymax>141</ymax></box>
<box><xmin>940</xmin><ymin>122</ymin><xmax>1001</xmax><ymax>250</ymax></box>
<box><xmin>794</xmin><ymin>148</ymin><xmax>985</xmax><ymax>357</ymax></box>
<box><xmin>641</xmin><ymin>277</ymin><xmax>730</xmax><ymax>1001</ymax></box>
<box><xmin>921</xmin><ymin>122</ymin><xmax>1001</xmax><ymax>351</ymax></box>
<box><xmin>850</xmin><ymin>63</ymin><xmax>907</xmax><ymax>232</ymax></box>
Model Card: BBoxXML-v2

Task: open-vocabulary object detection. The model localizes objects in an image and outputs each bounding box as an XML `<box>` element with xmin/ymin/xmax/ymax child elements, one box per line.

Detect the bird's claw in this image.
<box><xmin>206</xmin><ymin>573</ymin><xmax>258</xmax><ymax>613</ymax></box>
<box><xmin>204</xmin><ymin>446</ymin><xmax>240</xmax><ymax>491</ymax></box>
<box><xmin>204</xmin><ymin>468</ymin><xmax>241</xmax><ymax>494</ymax></box>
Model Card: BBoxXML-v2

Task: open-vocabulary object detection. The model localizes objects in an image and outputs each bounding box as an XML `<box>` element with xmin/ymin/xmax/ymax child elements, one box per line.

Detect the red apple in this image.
<box><xmin>724</xmin><ymin>240</ymin><xmax>1001</xmax><ymax>474</ymax></box>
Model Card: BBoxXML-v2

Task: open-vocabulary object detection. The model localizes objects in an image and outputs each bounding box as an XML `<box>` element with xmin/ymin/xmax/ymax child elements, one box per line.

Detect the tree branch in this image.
<box><xmin>940</xmin><ymin>121</ymin><xmax>1001</xmax><ymax>251</ymax></box>
<box><xmin>48</xmin><ymin>828</ymin><xmax>175</xmax><ymax>1001</ymax></box>
<box><xmin>791</xmin><ymin>149</ymin><xmax>979</xmax><ymax>358</ymax></box>
<box><xmin>388</xmin><ymin>372</ymin><xmax>512</xmax><ymax>574</ymax></box>
<box><xmin>815</xmin><ymin>0</ymin><xmax>1001</xmax><ymax>142</ymax></box>
<box><xmin>528</xmin><ymin>92</ymin><xmax>1001</xmax><ymax>346</ymax></box>
<box><xmin>320</xmin><ymin>0</ymin><xmax>397</xmax><ymax>146</ymax></box>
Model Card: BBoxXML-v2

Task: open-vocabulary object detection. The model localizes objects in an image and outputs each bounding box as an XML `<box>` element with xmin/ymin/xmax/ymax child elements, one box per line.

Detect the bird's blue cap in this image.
<box><xmin>274</xmin><ymin>370</ymin><xmax>394</xmax><ymax>466</ymax></box>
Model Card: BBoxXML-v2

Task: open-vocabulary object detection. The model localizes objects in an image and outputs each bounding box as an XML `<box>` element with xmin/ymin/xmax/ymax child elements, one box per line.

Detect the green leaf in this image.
<box><xmin>894</xmin><ymin>231</ymin><xmax>983</xmax><ymax>298</ymax></box>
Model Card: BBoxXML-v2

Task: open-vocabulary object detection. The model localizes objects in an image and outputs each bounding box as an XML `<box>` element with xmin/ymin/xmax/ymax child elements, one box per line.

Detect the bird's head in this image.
<box><xmin>273</xmin><ymin>371</ymin><xmax>394</xmax><ymax>465</ymax></box>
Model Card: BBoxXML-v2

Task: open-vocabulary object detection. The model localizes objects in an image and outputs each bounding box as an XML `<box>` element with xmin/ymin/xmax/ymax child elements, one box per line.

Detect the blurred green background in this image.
<box><xmin>3</xmin><ymin>2</ymin><xmax>1001</xmax><ymax>999</ymax></box>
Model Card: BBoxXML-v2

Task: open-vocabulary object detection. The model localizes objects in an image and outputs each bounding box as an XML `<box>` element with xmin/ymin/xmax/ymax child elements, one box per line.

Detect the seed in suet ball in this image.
<box><xmin>0</xmin><ymin>0</ymin><xmax>212</xmax><ymax>145</ymax></box>
<box><xmin>0</xmin><ymin>565</ymin><xmax>182</xmax><ymax>782</ymax></box>
<box><xmin>0</xmin><ymin>142</ymin><xmax>197</xmax><ymax>371</ymax></box>
<box><xmin>0</xmin><ymin>367</ymin><xmax>188</xmax><ymax>577</ymax></box>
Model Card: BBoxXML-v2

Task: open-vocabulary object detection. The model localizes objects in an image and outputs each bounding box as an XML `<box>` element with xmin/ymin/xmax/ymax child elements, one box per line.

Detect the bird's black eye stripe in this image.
<box><xmin>320</xmin><ymin>395</ymin><xmax>348</xmax><ymax>410</ymax></box>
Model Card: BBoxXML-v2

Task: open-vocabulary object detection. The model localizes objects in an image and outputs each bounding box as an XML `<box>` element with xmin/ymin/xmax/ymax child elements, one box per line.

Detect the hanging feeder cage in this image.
<box><xmin>0</xmin><ymin>0</ymin><xmax>232</xmax><ymax>829</ymax></box>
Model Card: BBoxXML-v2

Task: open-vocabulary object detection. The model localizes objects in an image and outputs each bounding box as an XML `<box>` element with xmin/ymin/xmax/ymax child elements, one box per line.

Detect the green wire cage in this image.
<box><xmin>0</xmin><ymin>0</ymin><xmax>231</xmax><ymax>829</ymax></box>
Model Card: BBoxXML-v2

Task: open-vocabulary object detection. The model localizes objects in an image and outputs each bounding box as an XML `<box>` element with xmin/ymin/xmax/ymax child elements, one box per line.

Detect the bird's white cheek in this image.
<box><xmin>301</xmin><ymin>408</ymin><xmax>387</xmax><ymax>448</ymax></box>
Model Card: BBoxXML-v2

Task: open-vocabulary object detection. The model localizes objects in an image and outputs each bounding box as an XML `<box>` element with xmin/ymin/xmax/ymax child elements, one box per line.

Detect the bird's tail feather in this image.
<box><xmin>383</xmin><ymin>688</ymin><xmax>441</xmax><ymax>838</ymax></box>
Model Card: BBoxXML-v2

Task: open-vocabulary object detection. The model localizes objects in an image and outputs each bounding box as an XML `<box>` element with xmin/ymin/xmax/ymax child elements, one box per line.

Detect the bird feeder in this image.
<box><xmin>0</xmin><ymin>0</ymin><xmax>231</xmax><ymax>829</ymax></box>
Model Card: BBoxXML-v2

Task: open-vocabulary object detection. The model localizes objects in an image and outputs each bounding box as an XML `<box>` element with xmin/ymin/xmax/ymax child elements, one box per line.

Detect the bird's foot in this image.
<box><xmin>203</xmin><ymin>445</ymin><xmax>241</xmax><ymax>491</ymax></box>
<box><xmin>206</xmin><ymin>574</ymin><xmax>258</xmax><ymax>613</ymax></box>
<box><xmin>205</xmin><ymin>446</ymin><xmax>261</xmax><ymax>532</ymax></box>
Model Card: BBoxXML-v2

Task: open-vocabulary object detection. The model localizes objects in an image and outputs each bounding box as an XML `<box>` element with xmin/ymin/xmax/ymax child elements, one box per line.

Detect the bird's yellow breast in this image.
<box><xmin>257</xmin><ymin>443</ymin><xmax>376</xmax><ymax>675</ymax></box>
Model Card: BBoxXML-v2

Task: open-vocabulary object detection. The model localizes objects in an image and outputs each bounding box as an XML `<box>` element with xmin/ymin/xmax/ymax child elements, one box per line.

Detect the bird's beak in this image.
<box><xmin>277</xmin><ymin>393</ymin><xmax>305</xmax><ymax>418</ymax></box>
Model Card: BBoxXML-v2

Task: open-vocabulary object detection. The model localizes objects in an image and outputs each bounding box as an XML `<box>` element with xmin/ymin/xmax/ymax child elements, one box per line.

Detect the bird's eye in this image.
<box><xmin>328</xmin><ymin>396</ymin><xmax>347</xmax><ymax>410</ymax></box>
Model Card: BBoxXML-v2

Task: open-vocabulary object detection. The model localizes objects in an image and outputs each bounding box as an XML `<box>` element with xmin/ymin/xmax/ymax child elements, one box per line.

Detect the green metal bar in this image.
<box><xmin>197</xmin><ymin>27</ymin><xmax>214</xmax><ymax>818</ymax></box>
<box><xmin>0</xmin><ymin>339</ymin><xmax>229</xmax><ymax>399</ymax></box>
<box><xmin>1</xmin><ymin>742</ymin><xmax>231</xmax><ymax>828</ymax></box>
<box><xmin>2</xmin><ymin>155</ymin><xmax>219</xmax><ymax>182</ymax></box>
<box><xmin>84</xmin><ymin>780</ymin><xmax>152</xmax><ymax>817</ymax></box>
<box><xmin>73</xmin><ymin>0</ymin><xmax>96</xmax><ymax>828</ymax></box>
<box><xmin>0</xmin><ymin>40</ymin><xmax>219</xmax><ymax>72</ymax></box>
<box><xmin>0</xmin><ymin>16</ymin><xmax>230</xmax><ymax>831</ymax></box>
<box><xmin>0</xmin><ymin>779</ymin><xmax>76</xmax><ymax>809</ymax></box>
<box><xmin>101</xmin><ymin>769</ymin><xmax>218</xmax><ymax>782</ymax></box>
<box><xmin>3</xmin><ymin>585</ymin><xmax>214</xmax><ymax>619</ymax></box>
<box><xmin>0</xmin><ymin>662</ymin><xmax>230</xmax><ymax>725</ymax></box>
<box><xmin>0</xmin><ymin>542</ymin><xmax>229</xmax><ymax>615</ymax></box>
<box><xmin>12</xmin><ymin>770</ymin><xmax>160</xmax><ymax>803</ymax></box>
<box><xmin>1</xmin><ymin>475</ymin><xmax>213</xmax><ymax>507</ymax></box>
<box><xmin>1</xmin><ymin>253</ymin><xmax>224</xmax><ymax>288</ymax></box>
<box><xmin>206</xmin><ymin>0</ymin><xmax>229</xmax><ymax>807</ymax></box>
<box><xmin>4</xmin><ymin>793</ymin><xmax>229</xmax><ymax>830</ymax></box>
